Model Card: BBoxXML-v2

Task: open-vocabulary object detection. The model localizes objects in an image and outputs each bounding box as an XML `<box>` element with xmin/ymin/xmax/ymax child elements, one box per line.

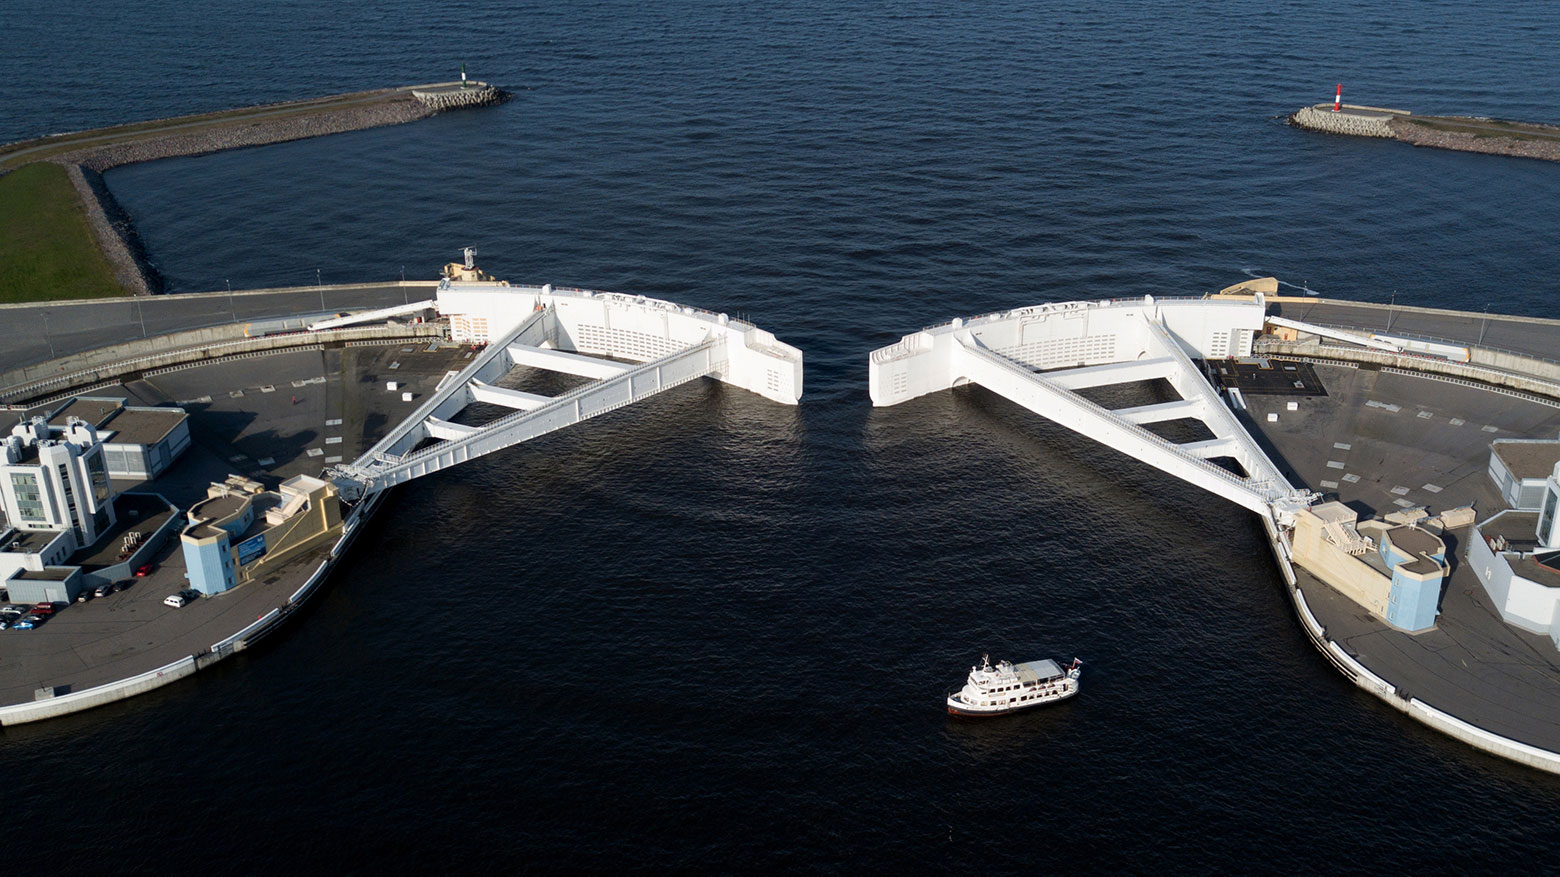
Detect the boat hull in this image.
<box><xmin>946</xmin><ymin>686</ymin><xmax>1079</xmax><ymax>717</ymax></box>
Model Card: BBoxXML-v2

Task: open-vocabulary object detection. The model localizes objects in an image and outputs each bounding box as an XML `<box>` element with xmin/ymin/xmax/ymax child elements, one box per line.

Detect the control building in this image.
<box><xmin>1289</xmin><ymin>501</ymin><xmax>1447</xmax><ymax>632</ymax></box>
<box><xmin>0</xmin><ymin>417</ymin><xmax>117</xmax><ymax>602</ymax></box>
<box><xmin>180</xmin><ymin>475</ymin><xmax>343</xmax><ymax>595</ymax></box>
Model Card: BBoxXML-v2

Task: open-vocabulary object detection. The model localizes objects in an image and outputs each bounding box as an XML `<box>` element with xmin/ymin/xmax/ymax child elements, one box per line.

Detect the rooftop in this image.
<box><xmin>47</xmin><ymin>397</ymin><xmax>123</xmax><ymax>430</ymax></box>
<box><xmin>1480</xmin><ymin>510</ymin><xmax>1542</xmax><ymax>549</ymax></box>
<box><xmin>1510</xmin><ymin>555</ymin><xmax>1560</xmax><ymax>591</ymax></box>
<box><xmin>1400</xmin><ymin>556</ymin><xmax>1443</xmax><ymax>576</ymax></box>
<box><xmin>1385</xmin><ymin>525</ymin><xmax>1443</xmax><ymax>558</ymax></box>
<box><xmin>1</xmin><ymin>529</ymin><xmax>67</xmax><ymax>554</ymax></box>
<box><xmin>11</xmin><ymin>567</ymin><xmax>75</xmax><ymax>581</ymax></box>
<box><xmin>1491</xmin><ymin>439</ymin><xmax>1560</xmax><ymax>482</ymax></box>
<box><xmin>100</xmin><ymin>407</ymin><xmax>186</xmax><ymax>447</ymax></box>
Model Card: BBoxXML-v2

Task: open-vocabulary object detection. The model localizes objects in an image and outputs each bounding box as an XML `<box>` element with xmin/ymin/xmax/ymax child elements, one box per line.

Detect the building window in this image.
<box><xmin>9</xmin><ymin>472</ymin><xmax>46</xmax><ymax>522</ymax></box>
<box><xmin>1541</xmin><ymin>489</ymin><xmax>1559</xmax><ymax>546</ymax></box>
<box><xmin>87</xmin><ymin>452</ymin><xmax>111</xmax><ymax>505</ymax></box>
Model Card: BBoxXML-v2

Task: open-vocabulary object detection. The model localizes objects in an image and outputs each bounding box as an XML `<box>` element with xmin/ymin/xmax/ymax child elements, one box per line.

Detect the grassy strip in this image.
<box><xmin>0</xmin><ymin>163</ymin><xmax>125</xmax><ymax>302</ymax></box>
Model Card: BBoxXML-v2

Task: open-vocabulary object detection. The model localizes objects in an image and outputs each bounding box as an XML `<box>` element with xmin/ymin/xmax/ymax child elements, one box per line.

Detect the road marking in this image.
<box><xmin>1342</xmin><ymin>473</ymin><xmax>1361</xmax><ymax>483</ymax></box>
<box><xmin>291</xmin><ymin>376</ymin><xmax>326</xmax><ymax>387</ymax></box>
<box><xmin>306</xmin><ymin>448</ymin><xmax>324</xmax><ymax>457</ymax></box>
<box><xmin>1422</xmin><ymin>484</ymin><xmax>1442</xmax><ymax>493</ymax></box>
<box><xmin>1449</xmin><ymin>418</ymin><xmax>1465</xmax><ymax>426</ymax></box>
<box><xmin>260</xmin><ymin>385</ymin><xmax>275</xmax><ymax>393</ymax></box>
<box><xmin>229</xmin><ymin>390</ymin><xmax>244</xmax><ymax>398</ymax></box>
<box><xmin>1393</xmin><ymin>498</ymin><xmax>1417</xmax><ymax>507</ymax></box>
<box><xmin>325</xmin><ymin>437</ymin><xmax>342</xmax><ymax>445</ymax></box>
<box><xmin>258</xmin><ymin>457</ymin><xmax>276</xmax><ymax>466</ymax></box>
<box><xmin>325</xmin><ymin>418</ymin><xmax>342</xmax><ymax>426</ymax></box>
<box><xmin>1333</xmin><ymin>442</ymin><xmax>1352</xmax><ymax>450</ymax></box>
<box><xmin>229</xmin><ymin>455</ymin><xmax>248</xmax><ymax>463</ymax></box>
<box><xmin>1391</xmin><ymin>486</ymin><xmax>1411</xmax><ymax>495</ymax></box>
<box><xmin>1320</xmin><ymin>480</ymin><xmax>1340</xmax><ymax>489</ymax></box>
<box><xmin>1482</xmin><ymin>425</ymin><xmax>1500</xmax><ymax>433</ymax></box>
<box><xmin>325</xmin><ymin>455</ymin><xmax>343</xmax><ymax>463</ymax></box>
<box><xmin>1417</xmin><ymin>410</ymin><xmax>1433</xmax><ymax>419</ymax></box>
<box><xmin>389</xmin><ymin>362</ymin><xmax>401</xmax><ymax>370</ymax></box>
<box><xmin>1327</xmin><ymin>461</ymin><xmax>1345</xmax><ymax>469</ymax></box>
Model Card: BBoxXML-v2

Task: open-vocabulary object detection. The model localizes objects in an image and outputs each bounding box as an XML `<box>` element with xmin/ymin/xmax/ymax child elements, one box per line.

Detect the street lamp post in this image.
<box><xmin>1386</xmin><ymin>291</ymin><xmax>1397</xmax><ymax>333</ymax></box>
<box><xmin>1478</xmin><ymin>303</ymin><xmax>1492</xmax><ymax>347</ymax></box>
<box><xmin>41</xmin><ymin>311</ymin><xmax>55</xmax><ymax>358</ymax></box>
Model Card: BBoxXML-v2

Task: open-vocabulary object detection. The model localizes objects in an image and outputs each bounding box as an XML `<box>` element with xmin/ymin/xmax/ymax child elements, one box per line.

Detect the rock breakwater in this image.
<box><xmin>1289</xmin><ymin>103</ymin><xmax>1560</xmax><ymax>164</ymax></box>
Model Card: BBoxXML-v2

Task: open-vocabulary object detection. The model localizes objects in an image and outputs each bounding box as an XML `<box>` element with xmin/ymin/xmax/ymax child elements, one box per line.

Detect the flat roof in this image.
<box><xmin>1481</xmin><ymin>510</ymin><xmax>1542</xmax><ymax>548</ymax></box>
<box><xmin>1</xmin><ymin>529</ymin><xmax>65</xmax><ymax>554</ymax></box>
<box><xmin>190</xmin><ymin>493</ymin><xmax>248</xmax><ymax>523</ymax></box>
<box><xmin>12</xmin><ymin>567</ymin><xmax>74</xmax><ymax>581</ymax></box>
<box><xmin>100</xmin><ymin>407</ymin><xmax>186</xmax><ymax>447</ymax></box>
<box><xmin>1491</xmin><ymin>440</ymin><xmax>1560</xmax><ymax>482</ymax></box>
<box><xmin>47</xmin><ymin>397</ymin><xmax>123</xmax><ymax>429</ymax></box>
<box><xmin>1386</xmin><ymin>525</ymin><xmax>1442</xmax><ymax>557</ymax></box>
<box><xmin>1401</xmin><ymin>557</ymin><xmax>1442</xmax><ymax>576</ymax></box>
<box><xmin>1511</xmin><ymin>556</ymin><xmax>1560</xmax><ymax>590</ymax></box>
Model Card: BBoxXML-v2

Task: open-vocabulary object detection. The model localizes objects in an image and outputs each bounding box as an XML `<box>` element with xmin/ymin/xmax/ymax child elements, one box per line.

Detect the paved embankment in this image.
<box><xmin>1288</xmin><ymin>103</ymin><xmax>1560</xmax><ymax>163</ymax></box>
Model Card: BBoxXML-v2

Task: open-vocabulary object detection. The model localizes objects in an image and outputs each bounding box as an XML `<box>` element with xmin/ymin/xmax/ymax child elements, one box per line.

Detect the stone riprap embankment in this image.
<box><xmin>410</xmin><ymin>82</ymin><xmax>509</xmax><ymax>111</ymax></box>
<box><xmin>1288</xmin><ymin>104</ymin><xmax>1405</xmax><ymax>138</ymax></box>
<box><xmin>1289</xmin><ymin>102</ymin><xmax>1560</xmax><ymax>164</ymax></box>
<box><xmin>1389</xmin><ymin>117</ymin><xmax>1560</xmax><ymax>162</ymax></box>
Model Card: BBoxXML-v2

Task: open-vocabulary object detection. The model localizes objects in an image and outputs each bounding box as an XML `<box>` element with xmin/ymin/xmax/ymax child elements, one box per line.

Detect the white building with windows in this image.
<box><xmin>1</xmin><ymin>417</ymin><xmax>117</xmax><ymax>553</ymax></box>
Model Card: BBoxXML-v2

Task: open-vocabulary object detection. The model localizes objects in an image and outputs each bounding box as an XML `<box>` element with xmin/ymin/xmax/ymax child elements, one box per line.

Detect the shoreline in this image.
<box><xmin>1</xmin><ymin>83</ymin><xmax>510</xmax><ymax>298</ymax></box>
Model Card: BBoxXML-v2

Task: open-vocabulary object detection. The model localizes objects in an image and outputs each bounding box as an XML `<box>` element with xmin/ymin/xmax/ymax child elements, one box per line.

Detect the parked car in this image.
<box><xmin>163</xmin><ymin>594</ymin><xmax>188</xmax><ymax>608</ymax></box>
<box><xmin>77</xmin><ymin>591</ymin><xmax>93</xmax><ymax>603</ymax></box>
<box><xmin>13</xmin><ymin>618</ymin><xmax>36</xmax><ymax>630</ymax></box>
<box><xmin>0</xmin><ymin>619</ymin><xmax>8</xmax><ymax>630</ymax></box>
<box><xmin>32</xmin><ymin>603</ymin><xmax>57</xmax><ymax>616</ymax></box>
<box><xmin>114</xmin><ymin>579</ymin><xmax>133</xmax><ymax>592</ymax></box>
<box><xmin>178</xmin><ymin>589</ymin><xmax>200</xmax><ymax>602</ymax></box>
<box><xmin>0</xmin><ymin>606</ymin><xmax>23</xmax><ymax>619</ymax></box>
<box><xmin>93</xmin><ymin>583</ymin><xmax>113</xmax><ymax>598</ymax></box>
<box><xmin>135</xmin><ymin>564</ymin><xmax>156</xmax><ymax>577</ymax></box>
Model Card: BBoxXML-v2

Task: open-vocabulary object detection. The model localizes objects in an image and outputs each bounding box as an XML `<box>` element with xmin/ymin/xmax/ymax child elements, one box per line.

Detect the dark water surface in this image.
<box><xmin>4</xmin><ymin>1</ymin><xmax>1560</xmax><ymax>871</ymax></box>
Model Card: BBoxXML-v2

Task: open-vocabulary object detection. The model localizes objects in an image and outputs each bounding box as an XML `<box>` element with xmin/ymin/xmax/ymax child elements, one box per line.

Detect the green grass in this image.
<box><xmin>0</xmin><ymin>163</ymin><xmax>126</xmax><ymax>303</ymax></box>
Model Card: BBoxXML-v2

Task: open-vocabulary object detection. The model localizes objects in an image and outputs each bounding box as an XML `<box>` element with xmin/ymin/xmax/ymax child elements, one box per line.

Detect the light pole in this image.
<box><xmin>1478</xmin><ymin>302</ymin><xmax>1491</xmax><ymax>347</ymax></box>
<box><xmin>317</xmin><ymin>268</ymin><xmax>325</xmax><ymax>311</ymax></box>
<box><xmin>136</xmin><ymin>299</ymin><xmax>148</xmax><ymax>338</ymax></box>
<box><xmin>227</xmin><ymin>279</ymin><xmax>237</xmax><ymax>323</ymax></box>
<box><xmin>41</xmin><ymin>311</ymin><xmax>55</xmax><ymax>358</ymax></box>
<box><xmin>1386</xmin><ymin>291</ymin><xmax>1397</xmax><ymax>333</ymax></box>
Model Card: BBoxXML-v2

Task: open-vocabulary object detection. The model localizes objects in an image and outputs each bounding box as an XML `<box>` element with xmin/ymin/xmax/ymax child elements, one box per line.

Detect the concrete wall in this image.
<box><xmin>0</xmin><ymin>655</ymin><xmax>196</xmax><ymax>726</ymax></box>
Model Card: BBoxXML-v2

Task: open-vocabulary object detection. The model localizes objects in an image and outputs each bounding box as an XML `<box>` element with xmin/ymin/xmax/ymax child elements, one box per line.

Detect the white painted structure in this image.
<box><xmin>326</xmin><ymin>281</ymin><xmax>802</xmax><ymax>499</ymax></box>
<box><xmin>306</xmin><ymin>300</ymin><xmax>436</xmax><ymax>331</ymax></box>
<box><xmin>869</xmin><ymin>295</ymin><xmax>1315</xmax><ymax>523</ymax></box>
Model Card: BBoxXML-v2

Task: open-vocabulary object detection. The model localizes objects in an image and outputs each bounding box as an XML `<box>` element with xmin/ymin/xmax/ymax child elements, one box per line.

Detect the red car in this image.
<box><xmin>135</xmin><ymin>564</ymin><xmax>156</xmax><ymax>577</ymax></box>
<box><xmin>32</xmin><ymin>603</ymin><xmax>56</xmax><ymax>615</ymax></box>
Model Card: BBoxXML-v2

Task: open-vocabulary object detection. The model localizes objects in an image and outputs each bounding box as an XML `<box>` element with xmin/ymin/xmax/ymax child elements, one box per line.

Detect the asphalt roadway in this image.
<box><xmin>1244</xmin><ymin>362</ymin><xmax>1560</xmax><ymax>754</ymax></box>
<box><xmin>1268</xmin><ymin>296</ymin><xmax>1560</xmax><ymax>365</ymax></box>
<box><xmin>0</xmin><ymin>283</ymin><xmax>433</xmax><ymax>376</ymax></box>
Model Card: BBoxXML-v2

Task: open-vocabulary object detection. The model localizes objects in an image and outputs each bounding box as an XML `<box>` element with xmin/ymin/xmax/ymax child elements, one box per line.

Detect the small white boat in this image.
<box><xmin>946</xmin><ymin>654</ymin><xmax>1082</xmax><ymax>717</ymax></box>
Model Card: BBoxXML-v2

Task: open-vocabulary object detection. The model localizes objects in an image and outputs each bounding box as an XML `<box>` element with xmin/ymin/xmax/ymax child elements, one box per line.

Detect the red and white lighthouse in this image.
<box><xmin>1333</xmin><ymin>83</ymin><xmax>1342</xmax><ymax>112</ymax></box>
